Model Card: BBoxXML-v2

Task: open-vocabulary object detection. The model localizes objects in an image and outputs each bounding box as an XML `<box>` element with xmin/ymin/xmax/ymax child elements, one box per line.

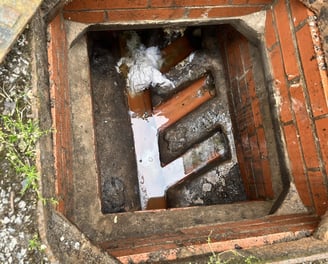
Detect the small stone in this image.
<box><xmin>3</xmin><ymin>217</ymin><xmax>10</xmax><ymax>224</ymax></box>
<box><xmin>193</xmin><ymin>197</ymin><xmax>204</xmax><ymax>204</ymax></box>
<box><xmin>74</xmin><ymin>242</ymin><xmax>80</xmax><ymax>250</ymax></box>
<box><xmin>202</xmin><ymin>183</ymin><xmax>212</xmax><ymax>192</ymax></box>
<box><xmin>3</xmin><ymin>100</ymin><xmax>16</xmax><ymax>115</ymax></box>
<box><xmin>17</xmin><ymin>248</ymin><xmax>27</xmax><ymax>259</ymax></box>
<box><xmin>18</xmin><ymin>201</ymin><xmax>26</xmax><ymax>209</ymax></box>
<box><xmin>40</xmin><ymin>244</ymin><xmax>47</xmax><ymax>251</ymax></box>
<box><xmin>8</xmin><ymin>237</ymin><xmax>17</xmax><ymax>251</ymax></box>
<box><xmin>14</xmin><ymin>217</ymin><xmax>22</xmax><ymax>225</ymax></box>
<box><xmin>314</xmin><ymin>211</ymin><xmax>328</xmax><ymax>242</ymax></box>
<box><xmin>206</xmin><ymin>174</ymin><xmax>219</xmax><ymax>185</ymax></box>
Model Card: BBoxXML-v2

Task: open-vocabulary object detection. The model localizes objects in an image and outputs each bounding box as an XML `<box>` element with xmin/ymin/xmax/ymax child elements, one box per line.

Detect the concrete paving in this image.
<box><xmin>0</xmin><ymin>0</ymin><xmax>42</xmax><ymax>63</ymax></box>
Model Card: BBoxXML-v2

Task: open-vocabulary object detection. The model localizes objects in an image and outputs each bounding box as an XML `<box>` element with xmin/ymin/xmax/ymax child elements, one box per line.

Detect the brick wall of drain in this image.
<box><xmin>88</xmin><ymin>25</ymin><xmax>278</xmax><ymax>213</ymax></box>
<box><xmin>47</xmin><ymin>1</ymin><xmax>328</xmax><ymax>231</ymax></box>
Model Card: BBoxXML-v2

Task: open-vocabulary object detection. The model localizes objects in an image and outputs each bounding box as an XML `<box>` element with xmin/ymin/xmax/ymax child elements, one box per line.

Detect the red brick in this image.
<box><xmin>231</xmin><ymin>79</ymin><xmax>241</xmax><ymax>108</ymax></box>
<box><xmin>236</xmin><ymin>146</ymin><xmax>251</xmax><ymax>196</ymax></box>
<box><xmin>244</xmin><ymin>158</ymin><xmax>253</xmax><ymax>180</ymax></box>
<box><xmin>249</xmin><ymin>133</ymin><xmax>266</xmax><ymax>198</ymax></box>
<box><xmin>283</xmin><ymin>124</ymin><xmax>312</xmax><ymax>207</ymax></box>
<box><xmin>261</xmin><ymin>159</ymin><xmax>274</xmax><ymax>198</ymax></box>
<box><xmin>308</xmin><ymin>171</ymin><xmax>328</xmax><ymax>216</ymax></box>
<box><xmin>111</xmin><ymin>220</ymin><xmax>318</xmax><ymax>263</ymax></box>
<box><xmin>247</xmin><ymin>114</ymin><xmax>256</xmax><ymax>136</ymax></box>
<box><xmin>290</xmin><ymin>85</ymin><xmax>320</xmax><ymax>169</ymax></box>
<box><xmin>252</xmin><ymin>97</ymin><xmax>262</xmax><ymax>128</ymax></box>
<box><xmin>226</xmin><ymin>36</ymin><xmax>243</xmax><ymax>79</ymax></box>
<box><xmin>273</xmin><ymin>0</ymin><xmax>299</xmax><ymax>80</ymax></box>
<box><xmin>249</xmin><ymin>134</ymin><xmax>260</xmax><ymax>161</ymax></box>
<box><xmin>245</xmin><ymin>109</ymin><xmax>255</xmax><ymax>137</ymax></box>
<box><xmin>161</xmin><ymin>36</ymin><xmax>194</xmax><ymax>73</ymax></box>
<box><xmin>47</xmin><ymin>14</ymin><xmax>74</xmax><ymax>216</ymax></box>
<box><xmin>107</xmin><ymin>8</ymin><xmax>185</xmax><ymax>21</ymax></box>
<box><xmin>289</xmin><ymin>0</ymin><xmax>309</xmax><ymax>27</ymax></box>
<box><xmin>316</xmin><ymin>117</ymin><xmax>328</xmax><ymax>174</ymax></box>
<box><xmin>64</xmin><ymin>0</ymin><xmax>148</xmax><ymax>10</ymax></box>
<box><xmin>247</xmin><ymin>0</ymin><xmax>273</xmax><ymax>4</ymax></box>
<box><xmin>265</xmin><ymin>10</ymin><xmax>277</xmax><ymax>49</ymax></box>
<box><xmin>246</xmin><ymin>70</ymin><xmax>256</xmax><ymax>99</ymax></box>
<box><xmin>252</xmin><ymin>164</ymin><xmax>266</xmax><ymax>198</ymax></box>
<box><xmin>269</xmin><ymin>46</ymin><xmax>293</xmax><ymax>123</ymax></box>
<box><xmin>181</xmin><ymin>213</ymin><xmax>318</xmax><ymax>235</ymax></box>
<box><xmin>127</xmin><ymin>90</ymin><xmax>152</xmax><ymax>116</ymax></box>
<box><xmin>257</xmin><ymin>127</ymin><xmax>268</xmax><ymax>158</ymax></box>
<box><xmin>212</xmin><ymin>214</ymin><xmax>315</xmax><ymax>235</ymax></box>
<box><xmin>154</xmin><ymin>77</ymin><xmax>214</xmax><ymax>130</ymax></box>
<box><xmin>239</xmin><ymin>36</ymin><xmax>252</xmax><ymax>71</ymax></box>
<box><xmin>296</xmin><ymin>24</ymin><xmax>328</xmax><ymax>117</ymax></box>
<box><xmin>150</xmin><ymin>0</ymin><xmax>228</xmax><ymax>7</ymax></box>
<box><xmin>63</xmin><ymin>11</ymin><xmax>106</xmax><ymax>23</ymax></box>
<box><xmin>241</xmin><ymin>131</ymin><xmax>251</xmax><ymax>158</ymax></box>
<box><xmin>248</xmin><ymin>184</ymin><xmax>259</xmax><ymax>199</ymax></box>
<box><xmin>246</xmin><ymin>164</ymin><xmax>257</xmax><ymax>187</ymax></box>
<box><xmin>188</xmin><ymin>6</ymin><xmax>262</xmax><ymax>19</ymax></box>
<box><xmin>239</xmin><ymin>77</ymin><xmax>249</xmax><ymax>105</ymax></box>
<box><xmin>231</xmin><ymin>0</ymin><xmax>247</xmax><ymax>3</ymax></box>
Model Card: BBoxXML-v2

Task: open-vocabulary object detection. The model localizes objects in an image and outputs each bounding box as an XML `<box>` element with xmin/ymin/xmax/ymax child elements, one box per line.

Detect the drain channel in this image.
<box><xmin>89</xmin><ymin>26</ymin><xmax>247</xmax><ymax>212</ymax></box>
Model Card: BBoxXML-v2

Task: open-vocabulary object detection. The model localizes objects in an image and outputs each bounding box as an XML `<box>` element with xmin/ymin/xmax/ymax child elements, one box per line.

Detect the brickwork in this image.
<box><xmin>42</xmin><ymin>2</ymin><xmax>328</xmax><ymax>262</ymax></box>
<box><xmin>221</xmin><ymin>26</ymin><xmax>274</xmax><ymax>200</ymax></box>
<box><xmin>47</xmin><ymin>14</ymin><xmax>74</xmax><ymax>219</ymax></box>
<box><xmin>62</xmin><ymin>0</ymin><xmax>272</xmax><ymax>23</ymax></box>
<box><xmin>46</xmin><ymin>0</ymin><xmax>328</xmax><ymax>218</ymax></box>
<box><xmin>266</xmin><ymin>0</ymin><xmax>328</xmax><ymax>215</ymax></box>
<box><xmin>100</xmin><ymin>213</ymin><xmax>319</xmax><ymax>263</ymax></box>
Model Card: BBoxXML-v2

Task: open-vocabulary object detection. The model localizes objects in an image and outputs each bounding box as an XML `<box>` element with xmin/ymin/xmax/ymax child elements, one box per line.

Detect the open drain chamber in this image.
<box><xmin>36</xmin><ymin>0</ymin><xmax>328</xmax><ymax>262</ymax></box>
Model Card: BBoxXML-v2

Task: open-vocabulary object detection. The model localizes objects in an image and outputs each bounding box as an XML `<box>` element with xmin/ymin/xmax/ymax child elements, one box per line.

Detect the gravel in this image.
<box><xmin>0</xmin><ymin>27</ymin><xmax>49</xmax><ymax>264</ymax></box>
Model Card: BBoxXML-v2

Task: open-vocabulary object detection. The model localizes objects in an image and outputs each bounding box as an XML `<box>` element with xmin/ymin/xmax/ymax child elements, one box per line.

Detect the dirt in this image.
<box><xmin>88</xmin><ymin>31</ymin><xmax>141</xmax><ymax>214</ymax></box>
<box><xmin>167</xmin><ymin>164</ymin><xmax>246</xmax><ymax>208</ymax></box>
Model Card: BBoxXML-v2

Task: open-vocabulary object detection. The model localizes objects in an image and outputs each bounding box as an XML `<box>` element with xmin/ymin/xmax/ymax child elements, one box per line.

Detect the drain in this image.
<box><xmin>89</xmin><ymin>27</ymin><xmax>245</xmax><ymax>213</ymax></box>
<box><xmin>89</xmin><ymin>26</ymin><xmax>249</xmax><ymax>212</ymax></box>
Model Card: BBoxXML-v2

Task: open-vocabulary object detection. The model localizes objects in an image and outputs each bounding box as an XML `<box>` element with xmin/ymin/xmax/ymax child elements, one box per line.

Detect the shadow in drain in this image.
<box><xmin>88</xmin><ymin>26</ymin><xmax>247</xmax><ymax>213</ymax></box>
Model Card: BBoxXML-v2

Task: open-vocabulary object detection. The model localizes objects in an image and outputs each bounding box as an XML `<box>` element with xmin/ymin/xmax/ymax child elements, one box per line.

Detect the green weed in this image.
<box><xmin>0</xmin><ymin>108</ymin><xmax>56</xmax><ymax>205</ymax></box>
<box><xmin>28</xmin><ymin>233</ymin><xmax>46</xmax><ymax>252</ymax></box>
<box><xmin>206</xmin><ymin>231</ymin><xmax>261</xmax><ymax>264</ymax></box>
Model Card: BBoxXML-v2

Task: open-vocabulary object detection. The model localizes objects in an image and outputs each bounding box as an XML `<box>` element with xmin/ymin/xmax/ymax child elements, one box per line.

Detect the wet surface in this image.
<box><xmin>89</xmin><ymin>27</ymin><xmax>246</xmax><ymax>212</ymax></box>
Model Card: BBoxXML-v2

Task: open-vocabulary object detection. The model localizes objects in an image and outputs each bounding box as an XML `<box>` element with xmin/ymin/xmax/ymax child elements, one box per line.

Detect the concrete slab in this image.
<box><xmin>0</xmin><ymin>0</ymin><xmax>42</xmax><ymax>63</ymax></box>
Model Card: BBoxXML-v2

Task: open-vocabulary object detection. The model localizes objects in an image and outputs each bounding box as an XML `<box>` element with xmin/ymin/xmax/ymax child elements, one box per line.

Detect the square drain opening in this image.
<box><xmin>87</xmin><ymin>25</ymin><xmax>276</xmax><ymax>214</ymax></box>
<box><xmin>40</xmin><ymin>2</ymin><xmax>328</xmax><ymax>262</ymax></box>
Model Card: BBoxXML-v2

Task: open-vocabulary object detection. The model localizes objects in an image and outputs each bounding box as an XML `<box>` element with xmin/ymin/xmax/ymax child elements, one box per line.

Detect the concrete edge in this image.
<box><xmin>30</xmin><ymin>9</ymin><xmax>119</xmax><ymax>264</ymax></box>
